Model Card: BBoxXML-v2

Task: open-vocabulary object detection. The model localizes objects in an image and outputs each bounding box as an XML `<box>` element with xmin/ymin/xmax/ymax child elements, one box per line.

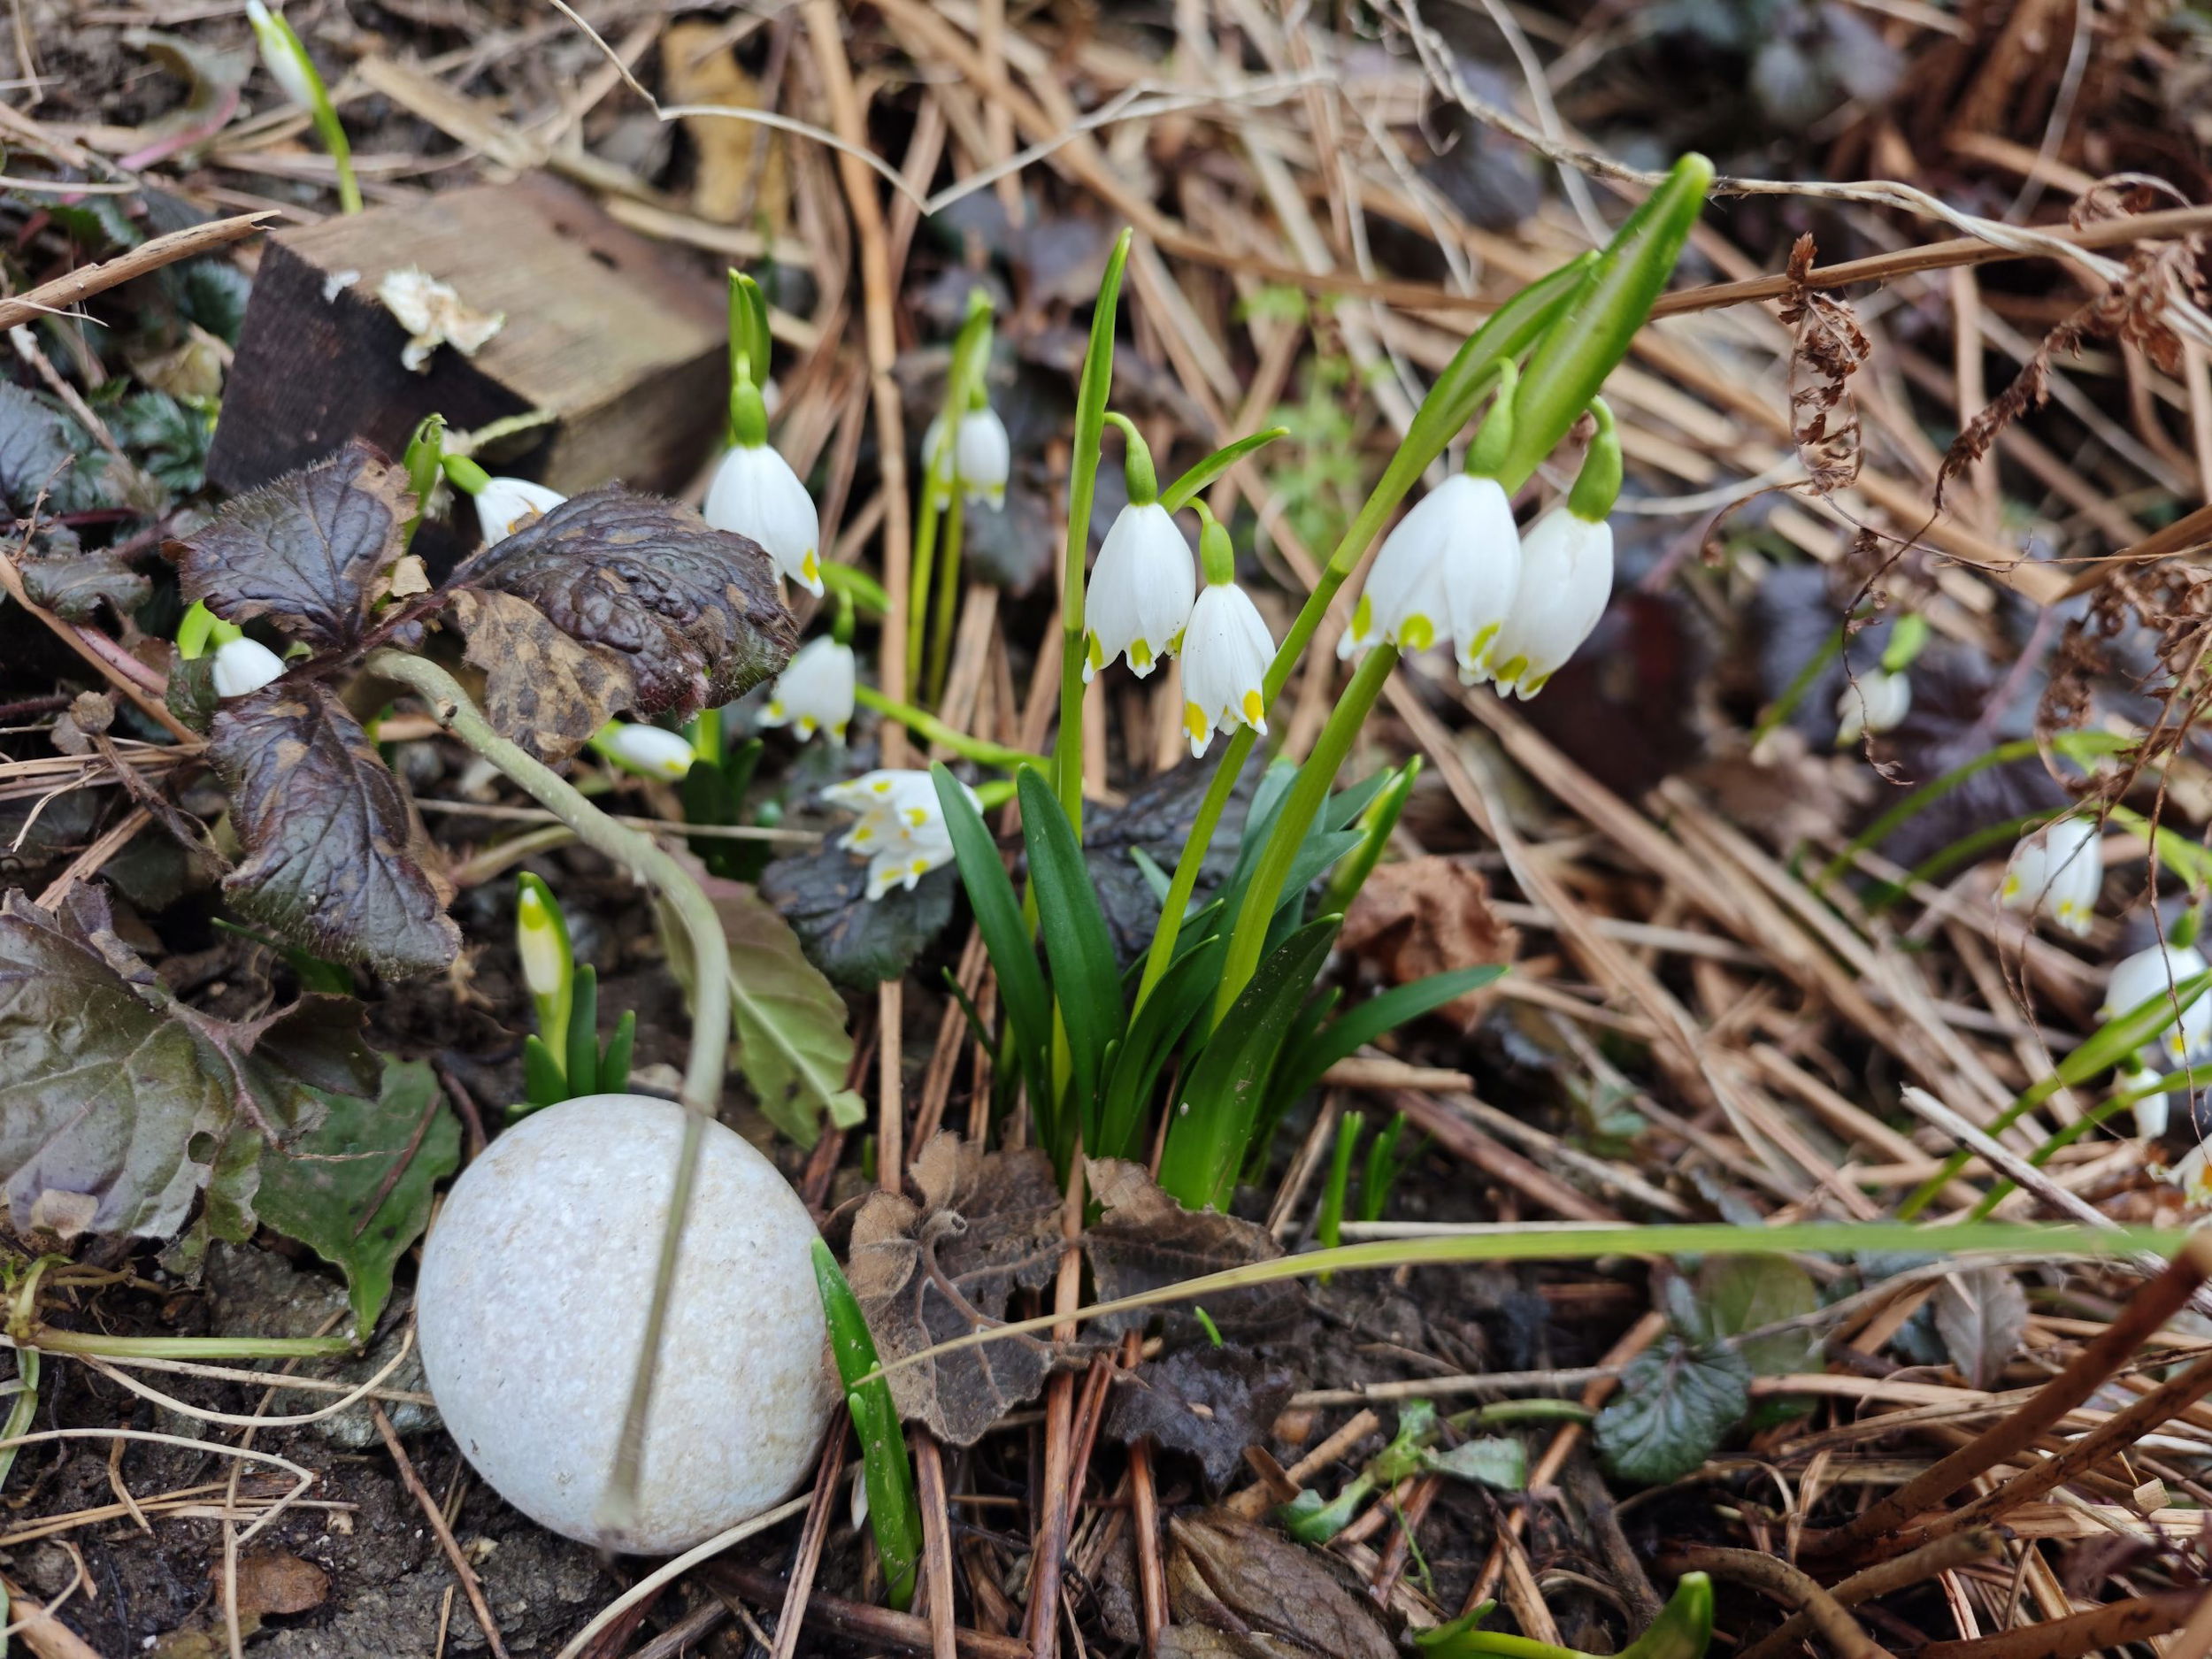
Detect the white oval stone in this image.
<box><xmin>417</xmin><ymin>1094</ymin><xmax>834</xmax><ymax>1554</ymax></box>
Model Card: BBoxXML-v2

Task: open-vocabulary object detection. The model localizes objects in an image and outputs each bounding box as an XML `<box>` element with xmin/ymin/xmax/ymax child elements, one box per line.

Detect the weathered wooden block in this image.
<box><xmin>209</xmin><ymin>173</ymin><xmax>726</xmax><ymax>497</ymax></box>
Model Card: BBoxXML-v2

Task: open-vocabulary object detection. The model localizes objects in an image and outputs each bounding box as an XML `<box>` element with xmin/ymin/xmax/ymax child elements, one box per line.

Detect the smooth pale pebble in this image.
<box><xmin>416</xmin><ymin>1094</ymin><xmax>834</xmax><ymax>1553</ymax></box>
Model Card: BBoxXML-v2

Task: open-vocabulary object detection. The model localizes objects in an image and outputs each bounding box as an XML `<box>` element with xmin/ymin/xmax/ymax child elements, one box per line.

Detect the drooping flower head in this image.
<box><xmin>1487</xmin><ymin>399</ymin><xmax>1620</xmax><ymax>698</ymax></box>
<box><xmin>704</xmin><ymin>277</ymin><xmax>822</xmax><ymax>594</ymax></box>
<box><xmin>211</xmin><ymin>636</ymin><xmax>286</xmax><ymax>699</ymax></box>
<box><xmin>1834</xmin><ymin>668</ymin><xmax>1911</xmax><ymax>746</ymax></box>
<box><xmin>1341</xmin><ymin>365</ymin><xmax>1523</xmax><ymax>681</ymax></box>
<box><xmin>825</xmin><ymin>769</ymin><xmax>980</xmax><ymax>900</ymax></box>
<box><xmin>1083</xmin><ymin>417</ymin><xmax>1195</xmax><ymax>681</ymax></box>
<box><xmin>761</xmin><ymin>633</ymin><xmax>856</xmax><ymax>744</ymax></box>
<box><xmin>2102</xmin><ymin>938</ymin><xmax>2212</xmax><ymax>1070</ymax></box>
<box><xmin>473</xmin><ymin>476</ymin><xmax>565</xmax><ymax>544</ymax></box>
<box><xmin>1999</xmin><ymin>815</ymin><xmax>2101</xmax><ymax>938</ymax></box>
<box><xmin>593</xmin><ymin>722</ymin><xmax>695</xmax><ymax>781</ymax></box>
<box><xmin>245</xmin><ymin>0</ymin><xmax>319</xmax><ymax>111</ymax></box>
<box><xmin>1179</xmin><ymin>508</ymin><xmax>1276</xmax><ymax>757</ymax></box>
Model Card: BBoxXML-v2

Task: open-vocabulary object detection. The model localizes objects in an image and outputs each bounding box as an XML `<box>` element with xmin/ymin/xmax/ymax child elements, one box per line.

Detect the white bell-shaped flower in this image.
<box><xmin>955</xmin><ymin>407</ymin><xmax>1010</xmax><ymax>508</ymax></box>
<box><xmin>211</xmin><ymin>636</ymin><xmax>285</xmax><ymax>698</ymax></box>
<box><xmin>760</xmin><ymin>635</ymin><xmax>856</xmax><ymax>743</ymax></box>
<box><xmin>2102</xmin><ymin>940</ymin><xmax>2212</xmax><ymax>1069</ymax></box>
<box><xmin>2165</xmin><ymin>1139</ymin><xmax>2212</xmax><ymax>1206</ymax></box>
<box><xmin>1180</xmin><ymin>581</ymin><xmax>1275</xmax><ymax>757</ymax></box>
<box><xmin>1835</xmin><ymin>667</ymin><xmax>1911</xmax><ymax>745</ymax></box>
<box><xmin>705</xmin><ymin>443</ymin><xmax>822</xmax><ymax>595</ymax></box>
<box><xmin>245</xmin><ymin>0</ymin><xmax>319</xmax><ymax>111</ymax></box>
<box><xmin>1999</xmin><ymin>816</ymin><xmax>2101</xmax><ymax>938</ymax></box>
<box><xmin>1339</xmin><ymin>472</ymin><xmax>1520</xmax><ymax>679</ymax></box>
<box><xmin>824</xmin><ymin>769</ymin><xmax>979</xmax><ymax>900</ymax></box>
<box><xmin>2117</xmin><ymin>1057</ymin><xmax>2169</xmax><ymax>1140</ymax></box>
<box><xmin>598</xmin><ymin>723</ymin><xmax>695</xmax><ymax>780</ymax></box>
<box><xmin>474</xmin><ymin>477</ymin><xmax>565</xmax><ymax>544</ymax></box>
<box><xmin>1487</xmin><ymin>504</ymin><xmax>1613</xmax><ymax>697</ymax></box>
<box><xmin>1084</xmin><ymin>502</ymin><xmax>1195</xmax><ymax>681</ymax></box>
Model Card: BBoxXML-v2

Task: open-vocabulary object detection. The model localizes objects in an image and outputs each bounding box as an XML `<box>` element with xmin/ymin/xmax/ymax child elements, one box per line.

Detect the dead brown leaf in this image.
<box><xmin>1337</xmin><ymin>856</ymin><xmax>1517</xmax><ymax>1025</ymax></box>
<box><xmin>1106</xmin><ymin>1345</ymin><xmax>1296</xmax><ymax>1488</ymax></box>
<box><xmin>1163</xmin><ymin>1511</ymin><xmax>1396</xmax><ymax>1659</ymax></box>
<box><xmin>444</xmin><ymin>585</ymin><xmax>637</xmax><ymax>766</ymax></box>
<box><xmin>847</xmin><ymin>1131</ymin><xmax>1064</xmax><ymax>1445</ymax></box>
<box><xmin>661</xmin><ymin>21</ymin><xmax>788</xmax><ymax>229</ymax></box>
<box><xmin>1085</xmin><ymin>1159</ymin><xmax>1300</xmax><ymax>1344</ymax></box>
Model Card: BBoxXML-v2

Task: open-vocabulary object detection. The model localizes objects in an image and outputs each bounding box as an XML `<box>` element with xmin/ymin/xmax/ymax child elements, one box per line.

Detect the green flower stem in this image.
<box><xmin>1816</xmin><ymin>731</ymin><xmax>2129</xmax><ymax>891</ymax></box>
<box><xmin>925</xmin><ymin>487</ymin><xmax>964</xmax><ymax>707</ymax></box>
<box><xmin>855</xmin><ymin>683</ymin><xmax>1046</xmax><ymax>771</ymax></box>
<box><xmin>0</xmin><ymin>1341</ymin><xmax>35</xmax><ymax>1488</ymax></box>
<box><xmin>1970</xmin><ymin>1069</ymin><xmax>2212</xmax><ymax>1222</ymax></box>
<box><xmin>310</xmin><ymin>92</ymin><xmax>362</xmax><ymax>215</ymax></box>
<box><xmin>1216</xmin><ymin>646</ymin><xmax>1398</xmax><ymax>1022</ymax></box>
<box><xmin>904</xmin><ymin>477</ymin><xmax>946</xmax><ymax>700</ymax></box>
<box><xmin>1130</xmin><ymin>259</ymin><xmax>1594</xmax><ymax>1013</ymax></box>
<box><xmin>364</xmin><ymin>649</ymin><xmax>727</xmax><ymax>1542</ymax></box>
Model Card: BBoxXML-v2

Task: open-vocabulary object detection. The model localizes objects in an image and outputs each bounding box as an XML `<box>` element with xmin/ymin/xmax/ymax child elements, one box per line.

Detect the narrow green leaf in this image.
<box><xmin>1158</xmin><ymin>427</ymin><xmax>1290</xmax><ymax>512</ymax></box>
<box><xmin>1160</xmin><ymin>917</ymin><xmax>1340</xmax><ymax>1210</ymax></box>
<box><xmin>521</xmin><ymin>1036</ymin><xmax>568</xmax><ymax>1110</ymax></box>
<box><xmin>812</xmin><ymin>1240</ymin><xmax>923</xmax><ymax>1611</ymax></box>
<box><xmin>1098</xmin><ymin>933</ymin><xmax>1225</xmax><ymax>1161</ymax></box>
<box><xmin>1273</xmin><ymin>964</ymin><xmax>1505</xmax><ymax>1111</ymax></box>
<box><xmin>1017</xmin><ymin>767</ymin><xmax>1123</xmax><ymax>1143</ymax></box>
<box><xmin>933</xmin><ymin>764</ymin><xmax>1053</xmax><ymax>1130</ymax></box>
<box><xmin>566</xmin><ymin>964</ymin><xmax>600</xmax><ymax>1098</ymax></box>
<box><xmin>600</xmin><ymin>1010</ymin><xmax>635</xmax><ymax>1094</ymax></box>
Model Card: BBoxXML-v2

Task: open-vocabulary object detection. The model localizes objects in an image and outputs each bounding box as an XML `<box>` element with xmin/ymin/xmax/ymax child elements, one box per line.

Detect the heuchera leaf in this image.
<box><xmin>759</xmin><ymin>840</ymin><xmax>956</xmax><ymax>987</ymax></box>
<box><xmin>0</xmin><ymin>885</ymin><xmax>375</xmax><ymax>1241</ymax></box>
<box><xmin>1595</xmin><ymin>1333</ymin><xmax>1752</xmax><ymax>1485</ymax></box>
<box><xmin>254</xmin><ymin>1057</ymin><xmax>459</xmax><ymax>1339</ymax></box>
<box><xmin>19</xmin><ymin>541</ymin><xmax>150</xmax><ymax>623</ymax></box>
<box><xmin>442</xmin><ymin>486</ymin><xmax>795</xmax><ymax>762</ymax></box>
<box><xmin>211</xmin><ymin>682</ymin><xmax>459</xmax><ymax>978</ymax></box>
<box><xmin>173</xmin><ymin>437</ymin><xmax>411</xmax><ymax>650</ymax></box>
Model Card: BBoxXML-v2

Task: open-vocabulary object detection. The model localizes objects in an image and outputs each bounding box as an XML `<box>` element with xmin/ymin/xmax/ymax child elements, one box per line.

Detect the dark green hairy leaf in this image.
<box><xmin>760</xmin><ymin>841</ymin><xmax>956</xmax><ymax>987</ymax></box>
<box><xmin>211</xmin><ymin>683</ymin><xmax>460</xmax><ymax>979</ymax></box>
<box><xmin>255</xmin><ymin>1057</ymin><xmax>459</xmax><ymax>1338</ymax></box>
<box><xmin>1595</xmin><ymin>1333</ymin><xmax>1752</xmax><ymax>1485</ymax></box>
<box><xmin>19</xmin><ymin>540</ymin><xmax>150</xmax><ymax>624</ymax></box>
<box><xmin>0</xmin><ymin>885</ymin><xmax>375</xmax><ymax>1242</ymax></box>
<box><xmin>174</xmin><ymin>437</ymin><xmax>411</xmax><ymax>651</ymax></box>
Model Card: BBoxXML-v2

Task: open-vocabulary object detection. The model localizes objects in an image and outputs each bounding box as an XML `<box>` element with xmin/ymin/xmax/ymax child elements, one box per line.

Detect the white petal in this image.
<box><xmin>211</xmin><ymin>636</ymin><xmax>286</xmax><ymax>698</ymax></box>
<box><xmin>1179</xmin><ymin>583</ymin><xmax>1274</xmax><ymax>757</ymax></box>
<box><xmin>1085</xmin><ymin>503</ymin><xmax>1195</xmax><ymax>680</ymax></box>
<box><xmin>956</xmin><ymin>408</ymin><xmax>1010</xmax><ymax>506</ymax></box>
<box><xmin>761</xmin><ymin>636</ymin><xmax>857</xmax><ymax>742</ymax></box>
<box><xmin>1342</xmin><ymin>480</ymin><xmax>1462</xmax><ymax>658</ymax></box>
<box><xmin>475</xmin><ymin>477</ymin><xmax>565</xmax><ymax>544</ymax></box>
<box><xmin>705</xmin><ymin>445</ymin><xmax>822</xmax><ymax>595</ymax></box>
<box><xmin>603</xmin><ymin>724</ymin><xmax>695</xmax><ymax>779</ymax></box>
<box><xmin>1999</xmin><ymin>815</ymin><xmax>2101</xmax><ymax>936</ymax></box>
<box><xmin>1487</xmin><ymin>506</ymin><xmax>1609</xmax><ymax>696</ymax></box>
<box><xmin>2103</xmin><ymin>941</ymin><xmax>2212</xmax><ymax>1067</ymax></box>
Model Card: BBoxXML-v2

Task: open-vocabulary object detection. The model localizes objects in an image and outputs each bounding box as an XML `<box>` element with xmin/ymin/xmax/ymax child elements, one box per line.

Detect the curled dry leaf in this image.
<box><xmin>211</xmin><ymin>681</ymin><xmax>459</xmax><ymax>978</ymax></box>
<box><xmin>1161</xmin><ymin>1511</ymin><xmax>1397</xmax><ymax>1659</ymax></box>
<box><xmin>1932</xmin><ymin>1265</ymin><xmax>2029</xmax><ymax>1392</ymax></box>
<box><xmin>442</xmin><ymin>486</ymin><xmax>796</xmax><ymax>762</ymax></box>
<box><xmin>1105</xmin><ymin>1345</ymin><xmax>1296</xmax><ymax>1487</ymax></box>
<box><xmin>0</xmin><ymin>885</ymin><xmax>375</xmax><ymax>1241</ymax></box>
<box><xmin>1085</xmin><ymin>1158</ymin><xmax>1300</xmax><ymax>1343</ymax></box>
<box><xmin>846</xmin><ymin>1131</ymin><xmax>1065</xmax><ymax>1445</ymax></box>
<box><xmin>173</xmin><ymin>437</ymin><xmax>411</xmax><ymax>651</ymax></box>
<box><xmin>1778</xmin><ymin>233</ymin><xmax>1871</xmax><ymax>496</ymax></box>
<box><xmin>1336</xmin><ymin>856</ymin><xmax>1517</xmax><ymax>1026</ymax></box>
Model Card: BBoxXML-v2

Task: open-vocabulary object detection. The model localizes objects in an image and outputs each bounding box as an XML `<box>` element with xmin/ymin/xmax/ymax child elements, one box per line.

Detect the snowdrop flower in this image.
<box><xmin>824</xmin><ymin>769</ymin><xmax>979</xmax><ymax>900</ymax></box>
<box><xmin>955</xmin><ymin>406</ymin><xmax>1010</xmax><ymax>508</ymax></box>
<box><xmin>2164</xmin><ymin>1140</ymin><xmax>2212</xmax><ymax>1207</ymax></box>
<box><xmin>1179</xmin><ymin>511</ymin><xmax>1275</xmax><ymax>757</ymax></box>
<box><xmin>514</xmin><ymin>879</ymin><xmax>568</xmax><ymax>1008</ymax></box>
<box><xmin>1487</xmin><ymin>504</ymin><xmax>1612</xmax><ymax>698</ymax></box>
<box><xmin>245</xmin><ymin>0</ymin><xmax>318</xmax><ymax>111</ymax></box>
<box><xmin>595</xmin><ymin>723</ymin><xmax>695</xmax><ymax>781</ymax></box>
<box><xmin>1834</xmin><ymin>667</ymin><xmax>1910</xmax><ymax>746</ymax></box>
<box><xmin>1084</xmin><ymin>422</ymin><xmax>1195</xmax><ymax>680</ymax></box>
<box><xmin>1339</xmin><ymin>472</ymin><xmax>1520</xmax><ymax>680</ymax></box>
<box><xmin>2101</xmin><ymin>940</ymin><xmax>2212</xmax><ymax>1070</ymax></box>
<box><xmin>473</xmin><ymin>477</ymin><xmax>565</xmax><ymax>543</ymax></box>
<box><xmin>704</xmin><ymin>377</ymin><xmax>821</xmax><ymax>594</ymax></box>
<box><xmin>760</xmin><ymin>634</ymin><xmax>856</xmax><ymax>743</ymax></box>
<box><xmin>1999</xmin><ymin>815</ymin><xmax>2101</xmax><ymax>937</ymax></box>
<box><xmin>211</xmin><ymin>636</ymin><xmax>285</xmax><ymax>698</ymax></box>
<box><xmin>2116</xmin><ymin>1056</ymin><xmax>2168</xmax><ymax>1141</ymax></box>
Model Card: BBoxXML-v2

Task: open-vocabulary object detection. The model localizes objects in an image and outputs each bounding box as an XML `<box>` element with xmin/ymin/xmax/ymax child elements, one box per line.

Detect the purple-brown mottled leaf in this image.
<box><xmin>1163</xmin><ymin>1511</ymin><xmax>1396</xmax><ymax>1659</ymax></box>
<box><xmin>173</xmin><ymin>439</ymin><xmax>411</xmax><ymax>649</ymax></box>
<box><xmin>0</xmin><ymin>885</ymin><xmax>375</xmax><ymax>1240</ymax></box>
<box><xmin>20</xmin><ymin>542</ymin><xmax>150</xmax><ymax>622</ymax></box>
<box><xmin>211</xmin><ymin>682</ymin><xmax>457</xmax><ymax>978</ymax></box>
<box><xmin>846</xmin><ymin>1131</ymin><xmax>1064</xmax><ymax>1445</ymax></box>
<box><xmin>1107</xmin><ymin>1346</ymin><xmax>1296</xmax><ymax>1487</ymax></box>
<box><xmin>444</xmin><ymin>585</ymin><xmax>635</xmax><ymax>766</ymax></box>
<box><xmin>442</xmin><ymin>486</ymin><xmax>795</xmax><ymax>760</ymax></box>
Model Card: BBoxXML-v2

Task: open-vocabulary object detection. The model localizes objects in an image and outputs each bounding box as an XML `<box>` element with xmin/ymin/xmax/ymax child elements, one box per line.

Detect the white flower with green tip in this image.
<box><xmin>761</xmin><ymin>635</ymin><xmax>856</xmax><ymax>743</ymax></box>
<box><xmin>824</xmin><ymin>768</ymin><xmax>979</xmax><ymax>900</ymax></box>
<box><xmin>474</xmin><ymin>477</ymin><xmax>565</xmax><ymax>544</ymax></box>
<box><xmin>1999</xmin><ymin>815</ymin><xmax>2101</xmax><ymax>938</ymax></box>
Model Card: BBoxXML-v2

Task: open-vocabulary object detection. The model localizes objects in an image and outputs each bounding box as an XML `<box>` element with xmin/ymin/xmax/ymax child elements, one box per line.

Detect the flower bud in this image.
<box><xmin>211</xmin><ymin>636</ymin><xmax>286</xmax><ymax>699</ymax></box>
